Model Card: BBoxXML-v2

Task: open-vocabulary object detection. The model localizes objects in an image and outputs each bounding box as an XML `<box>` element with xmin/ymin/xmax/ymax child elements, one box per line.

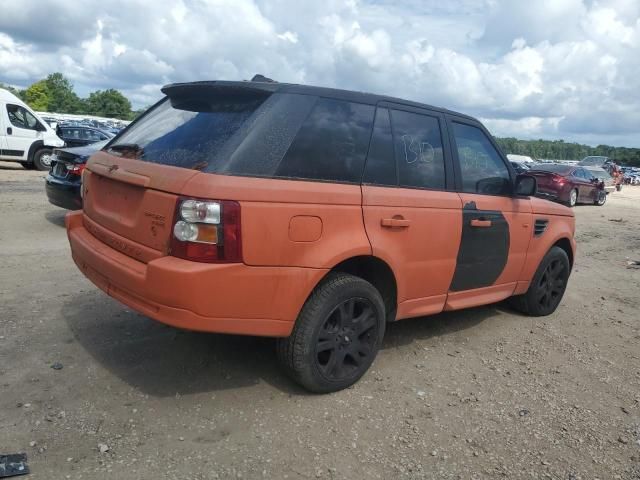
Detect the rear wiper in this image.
<box><xmin>107</xmin><ymin>143</ymin><xmax>145</xmax><ymax>159</ymax></box>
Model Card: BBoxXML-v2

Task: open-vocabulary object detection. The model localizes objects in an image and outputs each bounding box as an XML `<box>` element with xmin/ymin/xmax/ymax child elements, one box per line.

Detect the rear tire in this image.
<box><xmin>509</xmin><ymin>246</ymin><xmax>570</xmax><ymax>317</ymax></box>
<box><xmin>567</xmin><ymin>188</ymin><xmax>578</xmax><ymax>207</ymax></box>
<box><xmin>33</xmin><ymin>148</ymin><xmax>53</xmax><ymax>171</ymax></box>
<box><xmin>276</xmin><ymin>273</ymin><xmax>385</xmax><ymax>393</ymax></box>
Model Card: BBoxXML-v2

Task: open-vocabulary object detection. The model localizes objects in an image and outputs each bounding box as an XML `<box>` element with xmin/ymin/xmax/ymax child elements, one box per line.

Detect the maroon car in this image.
<box><xmin>528</xmin><ymin>164</ymin><xmax>608</xmax><ymax>207</ymax></box>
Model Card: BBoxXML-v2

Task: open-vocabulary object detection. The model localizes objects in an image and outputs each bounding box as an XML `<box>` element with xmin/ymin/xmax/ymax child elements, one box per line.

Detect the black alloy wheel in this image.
<box><xmin>533</xmin><ymin>258</ymin><xmax>568</xmax><ymax>313</ymax></box>
<box><xmin>508</xmin><ymin>246</ymin><xmax>570</xmax><ymax>316</ymax></box>
<box><xmin>277</xmin><ymin>273</ymin><xmax>385</xmax><ymax>393</ymax></box>
<box><xmin>315</xmin><ymin>298</ymin><xmax>378</xmax><ymax>381</ymax></box>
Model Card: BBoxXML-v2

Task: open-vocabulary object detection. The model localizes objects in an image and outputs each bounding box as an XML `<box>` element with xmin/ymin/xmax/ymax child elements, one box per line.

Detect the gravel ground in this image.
<box><xmin>1</xmin><ymin>160</ymin><xmax>640</xmax><ymax>480</ymax></box>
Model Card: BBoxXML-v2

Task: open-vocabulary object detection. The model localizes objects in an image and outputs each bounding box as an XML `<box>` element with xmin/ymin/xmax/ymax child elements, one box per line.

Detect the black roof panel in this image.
<box><xmin>161</xmin><ymin>80</ymin><xmax>477</xmax><ymax>122</ymax></box>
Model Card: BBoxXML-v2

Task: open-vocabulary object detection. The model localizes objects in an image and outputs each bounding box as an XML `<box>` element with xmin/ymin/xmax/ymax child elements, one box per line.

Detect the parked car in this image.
<box><xmin>510</xmin><ymin>161</ymin><xmax>530</xmax><ymax>174</ymax></box>
<box><xmin>584</xmin><ymin>167</ymin><xmax>615</xmax><ymax>193</ymax></box>
<box><xmin>55</xmin><ymin>125</ymin><xmax>114</xmax><ymax>148</ymax></box>
<box><xmin>578</xmin><ymin>156</ymin><xmax>624</xmax><ymax>191</ymax></box>
<box><xmin>65</xmin><ymin>80</ymin><xmax>576</xmax><ymax>393</ymax></box>
<box><xmin>45</xmin><ymin>141</ymin><xmax>107</xmax><ymax>210</ymax></box>
<box><xmin>0</xmin><ymin>88</ymin><xmax>65</xmax><ymax>170</ymax></box>
<box><xmin>528</xmin><ymin>164</ymin><xmax>608</xmax><ymax>206</ymax></box>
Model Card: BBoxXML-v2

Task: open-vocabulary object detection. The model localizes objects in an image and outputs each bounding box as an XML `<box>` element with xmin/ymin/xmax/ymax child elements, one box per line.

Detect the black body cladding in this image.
<box><xmin>450</xmin><ymin>202</ymin><xmax>510</xmax><ymax>292</ymax></box>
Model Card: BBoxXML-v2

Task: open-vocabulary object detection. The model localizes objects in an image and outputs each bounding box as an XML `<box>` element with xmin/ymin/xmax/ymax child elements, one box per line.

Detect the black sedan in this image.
<box><xmin>56</xmin><ymin>125</ymin><xmax>114</xmax><ymax>147</ymax></box>
<box><xmin>45</xmin><ymin>141</ymin><xmax>107</xmax><ymax>210</ymax></box>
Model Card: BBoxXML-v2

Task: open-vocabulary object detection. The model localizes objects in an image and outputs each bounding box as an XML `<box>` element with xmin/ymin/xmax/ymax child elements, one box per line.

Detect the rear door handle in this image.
<box><xmin>470</xmin><ymin>219</ymin><xmax>492</xmax><ymax>228</ymax></box>
<box><xmin>381</xmin><ymin>217</ymin><xmax>411</xmax><ymax>228</ymax></box>
<box><xmin>6</xmin><ymin>127</ymin><xmax>12</xmax><ymax>135</ymax></box>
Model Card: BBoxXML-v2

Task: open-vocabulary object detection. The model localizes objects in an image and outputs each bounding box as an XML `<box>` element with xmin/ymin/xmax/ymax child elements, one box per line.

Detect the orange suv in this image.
<box><xmin>66</xmin><ymin>80</ymin><xmax>576</xmax><ymax>392</ymax></box>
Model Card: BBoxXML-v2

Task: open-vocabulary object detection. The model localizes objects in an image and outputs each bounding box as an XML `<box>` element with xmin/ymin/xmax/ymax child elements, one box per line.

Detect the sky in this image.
<box><xmin>0</xmin><ymin>0</ymin><xmax>639</xmax><ymax>147</ymax></box>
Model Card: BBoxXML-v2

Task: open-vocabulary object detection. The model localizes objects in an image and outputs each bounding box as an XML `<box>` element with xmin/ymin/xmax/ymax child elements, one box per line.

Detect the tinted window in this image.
<box><xmin>573</xmin><ymin>168</ymin><xmax>587</xmax><ymax>179</ymax></box>
<box><xmin>453</xmin><ymin>122</ymin><xmax>511</xmax><ymax>195</ymax></box>
<box><xmin>391</xmin><ymin>110</ymin><xmax>446</xmax><ymax>189</ymax></box>
<box><xmin>275</xmin><ymin>98</ymin><xmax>374</xmax><ymax>183</ymax></box>
<box><xmin>7</xmin><ymin>104</ymin><xmax>39</xmax><ymax>130</ymax></box>
<box><xmin>362</xmin><ymin>108</ymin><xmax>396</xmax><ymax>186</ymax></box>
<box><xmin>535</xmin><ymin>164</ymin><xmax>572</xmax><ymax>174</ymax></box>
<box><xmin>108</xmin><ymin>94</ymin><xmax>268</xmax><ymax>170</ymax></box>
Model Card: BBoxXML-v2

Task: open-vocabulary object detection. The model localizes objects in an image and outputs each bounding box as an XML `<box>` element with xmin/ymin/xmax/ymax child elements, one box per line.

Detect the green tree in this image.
<box><xmin>84</xmin><ymin>89</ymin><xmax>132</xmax><ymax>119</ymax></box>
<box><xmin>44</xmin><ymin>73</ymin><xmax>82</xmax><ymax>113</ymax></box>
<box><xmin>23</xmin><ymin>80</ymin><xmax>51</xmax><ymax>111</ymax></box>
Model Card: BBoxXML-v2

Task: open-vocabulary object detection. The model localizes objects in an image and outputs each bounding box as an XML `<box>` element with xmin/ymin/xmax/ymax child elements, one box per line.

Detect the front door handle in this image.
<box><xmin>470</xmin><ymin>219</ymin><xmax>492</xmax><ymax>228</ymax></box>
<box><xmin>6</xmin><ymin>127</ymin><xmax>12</xmax><ymax>135</ymax></box>
<box><xmin>381</xmin><ymin>217</ymin><xmax>410</xmax><ymax>228</ymax></box>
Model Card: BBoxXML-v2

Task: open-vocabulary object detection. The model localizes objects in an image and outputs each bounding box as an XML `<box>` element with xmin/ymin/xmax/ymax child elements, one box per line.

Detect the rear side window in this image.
<box><xmin>274</xmin><ymin>98</ymin><xmax>375</xmax><ymax>183</ymax></box>
<box><xmin>452</xmin><ymin>122</ymin><xmax>511</xmax><ymax>195</ymax></box>
<box><xmin>391</xmin><ymin>109</ymin><xmax>446</xmax><ymax>190</ymax></box>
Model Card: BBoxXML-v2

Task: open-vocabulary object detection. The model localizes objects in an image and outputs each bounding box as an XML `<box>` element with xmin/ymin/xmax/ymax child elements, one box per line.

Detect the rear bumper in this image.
<box><xmin>66</xmin><ymin>211</ymin><xmax>327</xmax><ymax>337</ymax></box>
<box><xmin>45</xmin><ymin>175</ymin><xmax>82</xmax><ymax>210</ymax></box>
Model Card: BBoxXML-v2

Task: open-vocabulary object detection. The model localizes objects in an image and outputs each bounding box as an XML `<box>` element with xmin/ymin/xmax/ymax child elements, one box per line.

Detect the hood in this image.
<box><xmin>530</xmin><ymin>197</ymin><xmax>574</xmax><ymax>217</ymax></box>
<box><xmin>55</xmin><ymin>140</ymin><xmax>108</xmax><ymax>160</ymax></box>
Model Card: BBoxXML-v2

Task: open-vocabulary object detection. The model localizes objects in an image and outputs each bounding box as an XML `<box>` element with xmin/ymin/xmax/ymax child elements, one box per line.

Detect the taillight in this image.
<box><xmin>552</xmin><ymin>175</ymin><xmax>565</xmax><ymax>186</ymax></box>
<box><xmin>170</xmin><ymin>197</ymin><xmax>242</xmax><ymax>263</ymax></box>
<box><xmin>66</xmin><ymin>163</ymin><xmax>86</xmax><ymax>175</ymax></box>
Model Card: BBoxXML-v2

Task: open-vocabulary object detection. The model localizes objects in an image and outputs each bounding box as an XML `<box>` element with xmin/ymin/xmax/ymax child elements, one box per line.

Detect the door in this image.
<box><xmin>3</xmin><ymin>103</ymin><xmax>41</xmax><ymax>161</ymax></box>
<box><xmin>362</xmin><ymin>105</ymin><xmax>462</xmax><ymax>319</ymax></box>
<box><xmin>574</xmin><ymin>167</ymin><xmax>597</xmax><ymax>202</ymax></box>
<box><xmin>445</xmin><ymin>117</ymin><xmax>532</xmax><ymax>309</ymax></box>
<box><xmin>0</xmin><ymin>103</ymin><xmax>7</xmax><ymax>160</ymax></box>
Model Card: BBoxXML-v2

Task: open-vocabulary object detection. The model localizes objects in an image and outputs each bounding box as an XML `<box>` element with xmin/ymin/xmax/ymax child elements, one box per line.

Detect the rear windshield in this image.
<box><xmin>108</xmin><ymin>93</ymin><xmax>267</xmax><ymax>171</ymax></box>
<box><xmin>533</xmin><ymin>164</ymin><xmax>572</xmax><ymax>173</ymax></box>
<box><xmin>107</xmin><ymin>91</ymin><xmax>375</xmax><ymax>184</ymax></box>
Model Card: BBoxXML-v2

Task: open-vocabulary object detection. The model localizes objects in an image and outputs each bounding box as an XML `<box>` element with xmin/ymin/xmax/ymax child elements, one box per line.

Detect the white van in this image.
<box><xmin>0</xmin><ymin>88</ymin><xmax>65</xmax><ymax>170</ymax></box>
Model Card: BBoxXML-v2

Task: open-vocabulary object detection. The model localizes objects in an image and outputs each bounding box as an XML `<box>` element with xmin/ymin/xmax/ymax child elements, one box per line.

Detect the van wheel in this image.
<box><xmin>509</xmin><ymin>246</ymin><xmax>570</xmax><ymax>317</ymax></box>
<box><xmin>33</xmin><ymin>148</ymin><xmax>53</xmax><ymax>171</ymax></box>
<box><xmin>276</xmin><ymin>273</ymin><xmax>385</xmax><ymax>393</ymax></box>
<box><xmin>595</xmin><ymin>191</ymin><xmax>607</xmax><ymax>206</ymax></box>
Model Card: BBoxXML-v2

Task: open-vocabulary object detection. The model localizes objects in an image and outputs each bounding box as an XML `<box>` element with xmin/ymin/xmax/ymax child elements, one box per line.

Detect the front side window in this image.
<box><xmin>275</xmin><ymin>98</ymin><xmax>374</xmax><ymax>183</ymax></box>
<box><xmin>391</xmin><ymin>109</ymin><xmax>446</xmax><ymax>190</ymax></box>
<box><xmin>453</xmin><ymin>122</ymin><xmax>511</xmax><ymax>195</ymax></box>
<box><xmin>6</xmin><ymin>104</ymin><xmax>39</xmax><ymax>130</ymax></box>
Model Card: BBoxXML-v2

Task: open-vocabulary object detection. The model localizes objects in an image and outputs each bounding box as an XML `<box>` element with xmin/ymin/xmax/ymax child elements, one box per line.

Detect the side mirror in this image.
<box><xmin>515</xmin><ymin>174</ymin><xmax>537</xmax><ymax>197</ymax></box>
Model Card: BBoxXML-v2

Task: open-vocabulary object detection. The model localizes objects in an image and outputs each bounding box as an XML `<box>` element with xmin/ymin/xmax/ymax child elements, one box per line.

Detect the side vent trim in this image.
<box><xmin>534</xmin><ymin>218</ymin><xmax>549</xmax><ymax>237</ymax></box>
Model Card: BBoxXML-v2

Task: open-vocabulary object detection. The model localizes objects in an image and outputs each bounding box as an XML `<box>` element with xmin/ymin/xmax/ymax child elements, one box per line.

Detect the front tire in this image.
<box><xmin>33</xmin><ymin>148</ymin><xmax>53</xmax><ymax>171</ymax></box>
<box><xmin>595</xmin><ymin>191</ymin><xmax>607</xmax><ymax>206</ymax></box>
<box><xmin>509</xmin><ymin>246</ymin><xmax>570</xmax><ymax>317</ymax></box>
<box><xmin>276</xmin><ymin>273</ymin><xmax>385</xmax><ymax>393</ymax></box>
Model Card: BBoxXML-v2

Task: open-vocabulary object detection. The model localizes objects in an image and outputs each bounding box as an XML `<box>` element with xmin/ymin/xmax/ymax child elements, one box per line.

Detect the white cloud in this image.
<box><xmin>0</xmin><ymin>0</ymin><xmax>638</xmax><ymax>145</ymax></box>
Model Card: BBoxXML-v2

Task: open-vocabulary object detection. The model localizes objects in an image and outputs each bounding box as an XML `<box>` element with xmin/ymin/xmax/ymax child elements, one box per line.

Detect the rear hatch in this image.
<box><xmin>82</xmin><ymin>83</ymin><xmax>275</xmax><ymax>262</ymax></box>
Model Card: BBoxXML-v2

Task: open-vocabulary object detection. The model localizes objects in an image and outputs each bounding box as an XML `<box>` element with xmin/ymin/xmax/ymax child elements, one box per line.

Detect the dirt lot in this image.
<box><xmin>1</xmin><ymin>161</ymin><xmax>639</xmax><ymax>480</ymax></box>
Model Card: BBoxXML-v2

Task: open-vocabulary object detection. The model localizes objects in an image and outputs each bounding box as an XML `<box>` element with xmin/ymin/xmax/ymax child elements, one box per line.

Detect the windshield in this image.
<box><xmin>580</xmin><ymin>156</ymin><xmax>607</xmax><ymax>166</ymax></box>
<box><xmin>587</xmin><ymin>168</ymin><xmax>611</xmax><ymax>180</ymax></box>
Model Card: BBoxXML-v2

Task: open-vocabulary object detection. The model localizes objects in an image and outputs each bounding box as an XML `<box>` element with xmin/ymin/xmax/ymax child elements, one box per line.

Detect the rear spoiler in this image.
<box><xmin>161</xmin><ymin>80</ymin><xmax>281</xmax><ymax>99</ymax></box>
